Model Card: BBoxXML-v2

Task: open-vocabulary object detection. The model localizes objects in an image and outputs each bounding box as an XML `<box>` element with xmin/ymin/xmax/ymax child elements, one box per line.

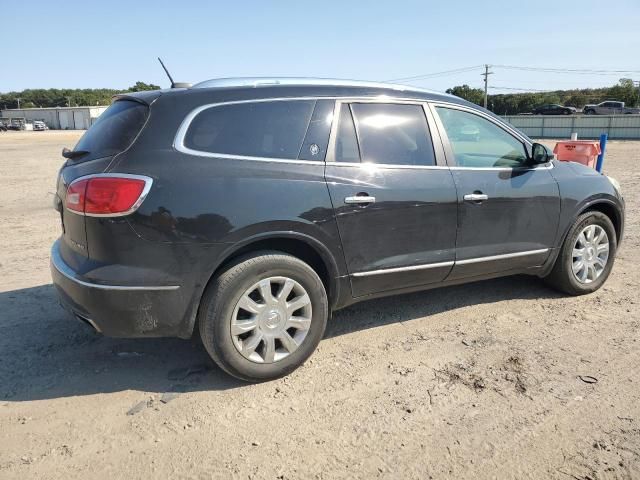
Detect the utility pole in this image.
<box><xmin>634</xmin><ymin>80</ymin><xmax>640</xmax><ymax>106</ymax></box>
<box><xmin>17</xmin><ymin>98</ymin><xmax>21</xmax><ymax>109</ymax></box>
<box><xmin>481</xmin><ymin>64</ymin><xmax>493</xmax><ymax>109</ymax></box>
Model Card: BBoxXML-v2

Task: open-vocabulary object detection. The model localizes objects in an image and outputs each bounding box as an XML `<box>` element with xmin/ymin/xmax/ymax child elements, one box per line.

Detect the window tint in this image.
<box><xmin>184</xmin><ymin>100</ymin><xmax>315</xmax><ymax>159</ymax></box>
<box><xmin>74</xmin><ymin>100</ymin><xmax>148</xmax><ymax>161</ymax></box>
<box><xmin>334</xmin><ymin>104</ymin><xmax>360</xmax><ymax>163</ymax></box>
<box><xmin>350</xmin><ymin>103</ymin><xmax>435</xmax><ymax>166</ymax></box>
<box><xmin>435</xmin><ymin>107</ymin><xmax>527</xmax><ymax>168</ymax></box>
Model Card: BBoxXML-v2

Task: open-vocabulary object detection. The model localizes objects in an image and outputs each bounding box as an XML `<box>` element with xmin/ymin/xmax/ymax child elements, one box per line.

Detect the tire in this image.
<box><xmin>198</xmin><ymin>251</ymin><xmax>328</xmax><ymax>382</ymax></box>
<box><xmin>544</xmin><ymin>211</ymin><xmax>617</xmax><ymax>295</ymax></box>
<box><xmin>584</xmin><ymin>109</ymin><xmax>595</xmax><ymax>115</ymax></box>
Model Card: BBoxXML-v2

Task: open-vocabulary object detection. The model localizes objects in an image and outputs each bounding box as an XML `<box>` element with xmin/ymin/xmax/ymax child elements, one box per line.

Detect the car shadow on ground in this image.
<box><xmin>0</xmin><ymin>277</ymin><xmax>561</xmax><ymax>402</ymax></box>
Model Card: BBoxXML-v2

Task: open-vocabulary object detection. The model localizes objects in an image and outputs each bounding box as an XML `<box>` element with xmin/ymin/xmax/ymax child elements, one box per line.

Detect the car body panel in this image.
<box><xmin>446</xmin><ymin>166</ymin><xmax>560</xmax><ymax>279</ymax></box>
<box><xmin>326</xmin><ymin>163</ymin><xmax>458</xmax><ymax>297</ymax></box>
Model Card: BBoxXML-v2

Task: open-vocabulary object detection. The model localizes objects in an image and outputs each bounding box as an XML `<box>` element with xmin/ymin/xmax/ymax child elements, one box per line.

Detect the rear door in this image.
<box><xmin>325</xmin><ymin>100</ymin><xmax>458</xmax><ymax>297</ymax></box>
<box><xmin>430</xmin><ymin>103</ymin><xmax>560</xmax><ymax>280</ymax></box>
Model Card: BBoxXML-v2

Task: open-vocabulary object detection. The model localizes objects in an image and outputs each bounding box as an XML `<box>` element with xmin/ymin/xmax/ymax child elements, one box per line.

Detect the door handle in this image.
<box><xmin>345</xmin><ymin>195</ymin><xmax>376</xmax><ymax>204</ymax></box>
<box><xmin>463</xmin><ymin>193</ymin><xmax>489</xmax><ymax>202</ymax></box>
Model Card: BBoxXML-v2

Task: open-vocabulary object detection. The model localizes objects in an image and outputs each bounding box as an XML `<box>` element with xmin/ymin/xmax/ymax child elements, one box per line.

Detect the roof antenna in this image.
<box><xmin>157</xmin><ymin>57</ymin><xmax>192</xmax><ymax>89</ymax></box>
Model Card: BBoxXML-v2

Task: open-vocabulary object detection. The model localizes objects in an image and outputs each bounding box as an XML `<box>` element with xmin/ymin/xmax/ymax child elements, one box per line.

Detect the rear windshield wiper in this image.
<box><xmin>62</xmin><ymin>147</ymin><xmax>90</xmax><ymax>159</ymax></box>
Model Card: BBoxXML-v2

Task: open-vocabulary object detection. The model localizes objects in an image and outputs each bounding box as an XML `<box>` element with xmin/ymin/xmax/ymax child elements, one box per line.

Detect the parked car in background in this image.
<box><xmin>532</xmin><ymin>104</ymin><xmax>577</xmax><ymax>115</ymax></box>
<box><xmin>33</xmin><ymin>121</ymin><xmax>49</xmax><ymax>131</ymax></box>
<box><xmin>50</xmin><ymin>78</ymin><xmax>625</xmax><ymax>382</ymax></box>
<box><xmin>0</xmin><ymin>123</ymin><xmax>7</xmax><ymax>132</ymax></box>
<box><xmin>583</xmin><ymin>101</ymin><xmax>640</xmax><ymax>115</ymax></box>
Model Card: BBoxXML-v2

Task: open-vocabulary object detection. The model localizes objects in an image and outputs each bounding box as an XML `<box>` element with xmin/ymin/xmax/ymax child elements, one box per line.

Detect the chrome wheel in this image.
<box><xmin>231</xmin><ymin>276</ymin><xmax>312</xmax><ymax>364</ymax></box>
<box><xmin>572</xmin><ymin>224</ymin><xmax>610</xmax><ymax>284</ymax></box>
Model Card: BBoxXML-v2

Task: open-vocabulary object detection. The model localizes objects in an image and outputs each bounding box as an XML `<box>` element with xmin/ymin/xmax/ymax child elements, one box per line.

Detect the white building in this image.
<box><xmin>0</xmin><ymin>106</ymin><xmax>108</xmax><ymax>130</ymax></box>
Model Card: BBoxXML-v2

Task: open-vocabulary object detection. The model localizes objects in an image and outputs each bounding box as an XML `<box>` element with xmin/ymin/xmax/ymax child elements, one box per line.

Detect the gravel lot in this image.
<box><xmin>1</xmin><ymin>131</ymin><xmax>638</xmax><ymax>479</ymax></box>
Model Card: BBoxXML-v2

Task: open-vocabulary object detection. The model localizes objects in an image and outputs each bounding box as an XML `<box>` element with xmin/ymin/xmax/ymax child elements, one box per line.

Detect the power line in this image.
<box><xmin>385</xmin><ymin>65</ymin><xmax>483</xmax><ymax>82</ymax></box>
<box><xmin>494</xmin><ymin>65</ymin><xmax>640</xmax><ymax>76</ymax></box>
<box><xmin>385</xmin><ymin>64</ymin><xmax>640</xmax><ymax>85</ymax></box>
<box><xmin>490</xmin><ymin>86</ymin><xmax>552</xmax><ymax>92</ymax></box>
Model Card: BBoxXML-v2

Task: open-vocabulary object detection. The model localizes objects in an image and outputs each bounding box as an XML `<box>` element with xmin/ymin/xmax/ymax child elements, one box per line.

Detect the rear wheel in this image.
<box><xmin>544</xmin><ymin>211</ymin><xmax>616</xmax><ymax>295</ymax></box>
<box><xmin>198</xmin><ymin>251</ymin><xmax>328</xmax><ymax>382</ymax></box>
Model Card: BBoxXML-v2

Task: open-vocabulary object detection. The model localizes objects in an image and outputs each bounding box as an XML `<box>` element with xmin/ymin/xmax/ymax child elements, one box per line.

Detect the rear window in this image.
<box><xmin>74</xmin><ymin>100</ymin><xmax>148</xmax><ymax>161</ymax></box>
<box><xmin>183</xmin><ymin>100</ymin><xmax>315</xmax><ymax>160</ymax></box>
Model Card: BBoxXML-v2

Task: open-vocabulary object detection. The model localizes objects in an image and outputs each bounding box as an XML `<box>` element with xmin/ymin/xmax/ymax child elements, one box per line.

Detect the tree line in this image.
<box><xmin>0</xmin><ymin>82</ymin><xmax>160</xmax><ymax>110</ymax></box>
<box><xmin>2</xmin><ymin>79</ymin><xmax>638</xmax><ymax>115</ymax></box>
<box><xmin>446</xmin><ymin>79</ymin><xmax>639</xmax><ymax>115</ymax></box>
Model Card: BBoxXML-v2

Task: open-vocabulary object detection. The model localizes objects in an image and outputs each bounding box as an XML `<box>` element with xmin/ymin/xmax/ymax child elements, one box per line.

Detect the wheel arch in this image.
<box><xmin>184</xmin><ymin>232</ymin><xmax>343</xmax><ymax>338</ymax></box>
<box><xmin>578</xmin><ymin>199</ymin><xmax>622</xmax><ymax>244</ymax></box>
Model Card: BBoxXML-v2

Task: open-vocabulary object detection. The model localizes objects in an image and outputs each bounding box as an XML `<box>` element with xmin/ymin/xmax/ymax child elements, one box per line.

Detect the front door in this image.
<box><xmin>430</xmin><ymin>104</ymin><xmax>560</xmax><ymax>280</ymax></box>
<box><xmin>325</xmin><ymin>101</ymin><xmax>458</xmax><ymax>297</ymax></box>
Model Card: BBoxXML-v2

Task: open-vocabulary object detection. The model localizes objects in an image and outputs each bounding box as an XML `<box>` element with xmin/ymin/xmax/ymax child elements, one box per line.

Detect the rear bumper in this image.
<box><xmin>50</xmin><ymin>239</ymin><xmax>186</xmax><ymax>337</ymax></box>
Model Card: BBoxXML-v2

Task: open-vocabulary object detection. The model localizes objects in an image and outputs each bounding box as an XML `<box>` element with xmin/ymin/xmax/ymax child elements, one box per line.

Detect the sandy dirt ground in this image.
<box><xmin>0</xmin><ymin>130</ymin><xmax>638</xmax><ymax>479</ymax></box>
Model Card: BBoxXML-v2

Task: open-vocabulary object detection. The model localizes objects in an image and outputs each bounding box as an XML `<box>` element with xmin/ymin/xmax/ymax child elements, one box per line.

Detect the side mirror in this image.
<box><xmin>530</xmin><ymin>143</ymin><xmax>553</xmax><ymax>164</ymax></box>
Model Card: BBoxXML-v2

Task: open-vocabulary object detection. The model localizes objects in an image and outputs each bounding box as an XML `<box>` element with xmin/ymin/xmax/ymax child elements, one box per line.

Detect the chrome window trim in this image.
<box><xmin>325</xmin><ymin>161</ymin><xmax>553</xmax><ymax>172</ymax></box>
<box><xmin>65</xmin><ymin>173</ymin><xmax>154</xmax><ymax>218</ymax></box>
<box><xmin>173</xmin><ymin>95</ymin><xmax>553</xmax><ymax>170</ymax></box>
<box><xmin>449</xmin><ymin>163</ymin><xmax>554</xmax><ymax>172</ymax></box>
<box><xmin>173</xmin><ymin>97</ymin><xmax>325</xmax><ymax>164</ymax></box>
<box><xmin>351</xmin><ymin>248</ymin><xmax>549</xmax><ymax>277</ymax></box>
<box><xmin>429</xmin><ymin>100</ymin><xmax>532</xmax><ymax>146</ymax></box>
<box><xmin>175</xmin><ymin>96</ymin><xmax>443</xmax><ymax>166</ymax></box>
<box><xmin>327</xmin><ymin>161</ymin><xmax>450</xmax><ymax>170</ymax></box>
<box><xmin>51</xmin><ymin>241</ymin><xmax>180</xmax><ymax>291</ymax></box>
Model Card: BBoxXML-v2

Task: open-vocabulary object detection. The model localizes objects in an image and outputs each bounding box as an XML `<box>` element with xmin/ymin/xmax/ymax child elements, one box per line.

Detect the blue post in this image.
<box><xmin>596</xmin><ymin>133</ymin><xmax>607</xmax><ymax>172</ymax></box>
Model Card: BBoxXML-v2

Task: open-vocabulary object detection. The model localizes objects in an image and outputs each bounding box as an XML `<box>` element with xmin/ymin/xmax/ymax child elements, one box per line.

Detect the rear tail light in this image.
<box><xmin>65</xmin><ymin>174</ymin><xmax>152</xmax><ymax>216</ymax></box>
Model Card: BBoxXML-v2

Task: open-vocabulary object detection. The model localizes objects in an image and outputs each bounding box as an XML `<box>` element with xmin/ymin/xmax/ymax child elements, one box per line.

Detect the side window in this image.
<box><xmin>350</xmin><ymin>103</ymin><xmax>435</xmax><ymax>166</ymax></box>
<box><xmin>298</xmin><ymin>100</ymin><xmax>334</xmax><ymax>161</ymax></box>
<box><xmin>435</xmin><ymin>107</ymin><xmax>528</xmax><ymax>168</ymax></box>
<box><xmin>184</xmin><ymin>100</ymin><xmax>315</xmax><ymax>159</ymax></box>
<box><xmin>334</xmin><ymin>104</ymin><xmax>361</xmax><ymax>163</ymax></box>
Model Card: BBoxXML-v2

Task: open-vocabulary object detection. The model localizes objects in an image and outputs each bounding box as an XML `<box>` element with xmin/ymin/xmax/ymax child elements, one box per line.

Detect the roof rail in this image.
<box><xmin>191</xmin><ymin>77</ymin><xmax>449</xmax><ymax>96</ymax></box>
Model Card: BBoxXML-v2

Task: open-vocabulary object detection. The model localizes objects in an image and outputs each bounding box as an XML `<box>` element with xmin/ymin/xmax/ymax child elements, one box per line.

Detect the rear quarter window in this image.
<box><xmin>74</xmin><ymin>100</ymin><xmax>148</xmax><ymax>161</ymax></box>
<box><xmin>183</xmin><ymin>100</ymin><xmax>315</xmax><ymax>160</ymax></box>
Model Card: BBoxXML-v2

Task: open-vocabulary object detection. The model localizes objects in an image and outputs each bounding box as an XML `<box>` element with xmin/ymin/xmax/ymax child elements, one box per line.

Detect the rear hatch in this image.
<box><xmin>54</xmin><ymin>98</ymin><xmax>151</xmax><ymax>263</ymax></box>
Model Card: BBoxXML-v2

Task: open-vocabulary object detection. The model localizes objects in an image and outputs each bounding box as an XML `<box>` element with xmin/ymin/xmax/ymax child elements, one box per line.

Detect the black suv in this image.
<box><xmin>51</xmin><ymin>78</ymin><xmax>625</xmax><ymax>381</ymax></box>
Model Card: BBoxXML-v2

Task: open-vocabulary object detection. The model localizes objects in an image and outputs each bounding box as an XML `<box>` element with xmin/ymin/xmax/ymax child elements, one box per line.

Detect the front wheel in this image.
<box><xmin>198</xmin><ymin>251</ymin><xmax>328</xmax><ymax>382</ymax></box>
<box><xmin>544</xmin><ymin>211</ymin><xmax>617</xmax><ymax>295</ymax></box>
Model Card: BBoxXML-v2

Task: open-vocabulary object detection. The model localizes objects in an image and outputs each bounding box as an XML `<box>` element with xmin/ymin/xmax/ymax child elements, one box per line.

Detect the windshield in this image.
<box><xmin>73</xmin><ymin>100</ymin><xmax>148</xmax><ymax>161</ymax></box>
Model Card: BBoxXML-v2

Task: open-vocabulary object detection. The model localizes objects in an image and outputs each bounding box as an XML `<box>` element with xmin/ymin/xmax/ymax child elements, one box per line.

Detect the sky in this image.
<box><xmin>2</xmin><ymin>0</ymin><xmax>640</xmax><ymax>93</ymax></box>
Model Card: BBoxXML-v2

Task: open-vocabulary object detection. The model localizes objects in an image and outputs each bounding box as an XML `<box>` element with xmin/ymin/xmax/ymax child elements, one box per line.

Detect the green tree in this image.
<box><xmin>445</xmin><ymin>85</ymin><xmax>484</xmax><ymax>105</ymax></box>
<box><xmin>127</xmin><ymin>81</ymin><xmax>161</xmax><ymax>92</ymax></box>
<box><xmin>608</xmin><ymin>78</ymin><xmax>638</xmax><ymax>106</ymax></box>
